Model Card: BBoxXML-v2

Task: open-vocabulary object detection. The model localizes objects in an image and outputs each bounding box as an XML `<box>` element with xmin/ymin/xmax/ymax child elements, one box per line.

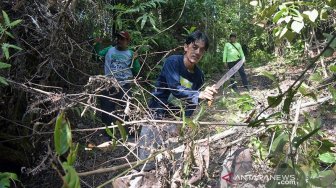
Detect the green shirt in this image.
<box><xmin>222</xmin><ymin>42</ymin><xmax>245</xmax><ymax>63</ymax></box>
<box><xmin>98</xmin><ymin>46</ymin><xmax>141</xmax><ymax>75</ymax></box>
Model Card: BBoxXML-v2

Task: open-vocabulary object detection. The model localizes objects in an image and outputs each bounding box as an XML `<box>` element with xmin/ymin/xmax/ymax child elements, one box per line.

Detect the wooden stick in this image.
<box><xmin>77</xmin><ymin>161</ymin><xmax>137</xmax><ymax>176</ymax></box>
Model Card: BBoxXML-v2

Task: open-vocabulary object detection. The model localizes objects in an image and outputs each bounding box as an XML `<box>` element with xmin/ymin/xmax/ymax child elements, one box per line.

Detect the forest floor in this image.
<box><xmin>21</xmin><ymin>61</ymin><xmax>335</xmax><ymax>188</ymax></box>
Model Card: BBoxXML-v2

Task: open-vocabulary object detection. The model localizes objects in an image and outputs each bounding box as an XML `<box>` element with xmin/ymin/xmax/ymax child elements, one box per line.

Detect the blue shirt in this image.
<box><xmin>104</xmin><ymin>47</ymin><xmax>133</xmax><ymax>84</ymax></box>
<box><xmin>150</xmin><ymin>55</ymin><xmax>204</xmax><ymax>117</ymax></box>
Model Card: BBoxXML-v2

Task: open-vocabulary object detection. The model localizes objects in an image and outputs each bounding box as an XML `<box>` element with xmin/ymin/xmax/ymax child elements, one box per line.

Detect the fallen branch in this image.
<box><xmin>300</xmin><ymin>95</ymin><xmax>332</xmax><ymax>109</ymax></box>
<box><xmin>77</xmin><ymin>161</ymin><xmax>137</xmax><ymax>176</ymax></box>
<box><xmin>172</xmin><ymin>127</ymin><xmax>238</xmax><ymax>153</ymax></box>
<box><xmin>71</xmin><ymin>120</ymin><xmax>295</xmax><ymax>133</ymax></box>
<box><xmin>218</xmin><ymin>127</ymin><xmax>267</xmax><ymax>149</ymax></box>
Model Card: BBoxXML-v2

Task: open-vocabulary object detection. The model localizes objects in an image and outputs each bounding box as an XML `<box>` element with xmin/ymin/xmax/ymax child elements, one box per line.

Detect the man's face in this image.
<box><xmin>184</xmin><ymin>40</ymin><xmax>206</xmax><ymax>66</ymax></box>
<box><xmin>230</xmin><ymin>36</ymin><xmax>236</xmax><ymax>43</ymax></box>
<box><xmin>117</xmin><ymin>37</ymin><xmax>129</xmax><ymax>49</ymax></box>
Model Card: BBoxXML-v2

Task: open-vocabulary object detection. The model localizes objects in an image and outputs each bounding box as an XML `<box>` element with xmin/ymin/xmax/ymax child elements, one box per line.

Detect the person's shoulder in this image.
<box><xmin>108</xmin><ymin>46</ymin><xmax>116</xmax><ymax>52</ymax></box>
<box><xmin>167</xmin><ymin>54</ymin><xmax>183</xmax><ymax>61</ymax></box>
<box><xmin>165</xmin><ymin>55</ymin><xmax>183</xmax><ymax>64</ymax></box>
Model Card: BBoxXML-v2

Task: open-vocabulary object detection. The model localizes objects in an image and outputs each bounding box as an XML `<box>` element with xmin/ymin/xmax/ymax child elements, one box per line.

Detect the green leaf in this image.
<box><xmin>270</xmin><ymin>132</ymin><xmax>289</xmax><ymax>155</ymax></box>
<box><xmin>105</xmin><ymin>127</ymin><xmax>114</xmax><ymax>138</ymax></box>
<box><xmin>283</xmin><ymin>88</ymin><xmax>296</xmax><ymax>114</ymax></box>
<box><xmin>284</xmin><ymin>30</ymin><xmax>295</xmax><ymax>42</ymax></box>
<box><xmin>279</xmin><ymin>27</ymin><xmax>288</xmax><ymax>39</ymax></box>
<box><xmin>322</xmin><ymin>48</ymin><xmax>335</xmax><ymax>57</ymax></box>
<box><xmin>0</xmin><ymin>76</ymin><xmax>9</xmax><ymax>86</ymax></box>
<box><xmin>0</xmin><ymin>172</ymin><xmax>19</xmax><ymax>188</ymax></box>
<box><xmin>193</xmin><ymin>104</ymin><xmax>205</xmax><ymax>123</ymax></box>
<box><xmin>140</xmin><ymin>14</ymin><xmax>148</xmax><ymax>29</ymax></box>
<box><xmin>105</xmin><ymin>127</ymin><xmax>117</xmax><ymax>150</ymax></box>
<box><xmin>54</xmin><ymin>111</ymin><xmax>72</xmax><ymax>155</ymax></box>
<box><xmin>303</xmin><ymin>9</ymin><xmax>318</xmax><ymax>22</ymax></box>
<box><xmin>298</xmin><ymin>83</ymin><xmax>317</xmax><ymax>101</ymax></box>
<box><xmin>329</xmin><ymin>86</ymin><xmax>336</xmax><ymax>102</ymax></box>
<box><xmin>291</xmin><ymin>20</ymin><xmax>304</xmax><ymax>33</ymax></box>
<box><xmin>9</xmin><ymin>19</ymin><xmax>22</xmax><ymax>28</ymax></box>
<box><xmin>326</xmin><ymin>0</ymin><xmax>336</xmax><ymax>8</ymax></box>
<box><xmin>62</xmin><ymin>162</ymin><xmax>80</xmax><ymax>188</ymax></box>
<box><xmin>319</xmin><ymin>140</ymin><xmax>335</xmax><ymax>154</ymax></box>
<box><xmin>2</xmin><ymin>44</ymin><xmax>9</xmax><ymax>60</ymax></box>
<box><xmin>273</xmin><ymin>9</ymin><xmax>285</xmax><ymax>23</ymax></box>
<box><xmin>310</xmin><ymin>170</ymin><xmax>336</xmax><ymax>187</ymax></box>
<box><xmin>309</xmin><ymin>71</ymin><xmax>323</xmax><ymax>82</ymax></box>
<box><xmin>116</xmin><ymin>121</ymin><xmax>127</xmax><ymax>142</ymax></box>
<box><xmin>259</xmin><ymin>71</ymin><xmax>277</xmax><ymax>83</ymax></box>
<box><xmin>292</xmin><ymin>127</ymin><xmax>320</xmax><ymax>148</ymax></box>
<box><xmin>0</xmin><ymin>62</ymin><xmax>11</xmax><ymax>69</ymax></box>
<box><xmin>323</xmin><ymin>33</ymin><xmax>336</xmax><ymax>49</ymax></box>
<box><xmin>2</xmin><ymin>11</ymin><xmax>11</xmax><ymax>27</ymax></box>
<box><xmin>148</xmin><ymin>16</ymin><xmax>155</xmax><ymax>28</ymax></box>
<box><xmin>4</xmin><ymin>31</ymin><xmax>14</xmax><ymax>39</ymax></box>
<box><xmin>67</xmin><ymin>143</ymin><xmax>79</xmax><ymax>166</ymax></box>
<box><xmin>318</xmin><ymin>152</ymin><xmax>336</xmax><ymax>164</ymax></box>
<box><xmin>320</xmin><ymin>8</ymin><xmax>328</xmax><ymax>20</ymax></box>
<box><xmin>267</xmin><ymin>95</ymin><xmax>283</xmax><ymax>108</ymax></box>
<box><xmin>6</xmin><ymin>44</ymin><xmax>22</xmax><ymax>51</ymax></box>
<box><xmin>248</xmin><ymin>118</ymin><xmax>267</xmax><ymax>127</ymax></box>
<box><xmin>1</xmin><ymin>43</ymin><xmax>22</xmax><ymax>60</ymax></box>
<box><xmin>330</xmin><ymin>65</ymin><xmax>336</xmax><ymax>72</ymax></box>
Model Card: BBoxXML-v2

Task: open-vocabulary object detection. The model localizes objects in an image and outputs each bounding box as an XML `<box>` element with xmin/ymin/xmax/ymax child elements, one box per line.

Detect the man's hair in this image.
<box><xmin>185</xmin><ymin>30</ymin><xmax>209</xmax><ymax>50</ymax></box>
<box><xmin>229</xmin><ymin>33</ymin><xmax>237</xmax><ymax>38</ymax></box>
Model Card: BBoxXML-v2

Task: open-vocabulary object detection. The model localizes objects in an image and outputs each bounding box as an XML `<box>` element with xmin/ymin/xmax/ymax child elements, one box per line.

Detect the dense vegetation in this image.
<box><xmin>0</xmin><ymin>0</ymin><xmax>335</xmax><ymax>187</ymax></box>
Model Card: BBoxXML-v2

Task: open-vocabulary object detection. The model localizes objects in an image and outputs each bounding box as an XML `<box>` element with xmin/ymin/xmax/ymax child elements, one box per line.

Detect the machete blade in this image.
<box><xmin>214</xmin><ymin>59</ymin><xmax>244</xmax><ymax>89</ymax></box>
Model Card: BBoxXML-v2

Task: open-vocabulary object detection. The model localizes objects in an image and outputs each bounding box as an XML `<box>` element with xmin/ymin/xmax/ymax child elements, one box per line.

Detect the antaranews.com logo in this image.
<box><xmin>221</xmin><ymin>173</ymin><xmax>299</xmax><ymax>185</ymax></box>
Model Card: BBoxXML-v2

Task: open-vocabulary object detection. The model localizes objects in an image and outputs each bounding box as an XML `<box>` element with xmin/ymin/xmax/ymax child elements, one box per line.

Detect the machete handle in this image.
<box><xmin>207</xmin><ymin>100</ymin><xmax>213</xmax><ymax>106</ymax></box>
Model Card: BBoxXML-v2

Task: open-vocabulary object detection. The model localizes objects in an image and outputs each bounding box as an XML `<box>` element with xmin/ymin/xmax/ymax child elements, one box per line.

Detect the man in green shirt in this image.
<box><xmin>223</xmin><ymin>33</ymin><xmax>250</xmax><ymax>91</ymax></box>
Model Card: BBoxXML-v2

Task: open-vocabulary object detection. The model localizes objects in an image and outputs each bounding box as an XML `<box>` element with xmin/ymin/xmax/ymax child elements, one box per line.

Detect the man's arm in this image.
<box><xmin>238</xmin><ymin>43</ymin><xmax>246</xmax><ymax>62</ymax></box>
<box><xmin>223</xmin><ymin>43</ymin><xmax>228</xmax><ymax>63</ymax></box>
<box><xmin>98</xmin><ymin>46</ymin><xmax>112</xmax><ymax>57</ymax></box>
<box><xmin>130</xmin><ymin>51</ymin><xmax>141</xmax><ymax>76</ymax></box>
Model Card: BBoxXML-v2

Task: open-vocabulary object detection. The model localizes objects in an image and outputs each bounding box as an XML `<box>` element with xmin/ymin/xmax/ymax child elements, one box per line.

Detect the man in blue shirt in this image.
<box><xmin>149</xmin><ymin>31</ymin><xmax>217</xmax><ymax>118</ymax></box>
<box><xmin>139</xmin><ymin>31</ymin><xmax>217</xmax><ymax>170</ymax></box>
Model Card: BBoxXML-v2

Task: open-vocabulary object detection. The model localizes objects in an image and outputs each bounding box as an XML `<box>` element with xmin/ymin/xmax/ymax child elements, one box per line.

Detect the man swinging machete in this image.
<box><xmin>138</xmin><ymin>30</ymin><xmax>244</xmax><ymax>171</ymax></box>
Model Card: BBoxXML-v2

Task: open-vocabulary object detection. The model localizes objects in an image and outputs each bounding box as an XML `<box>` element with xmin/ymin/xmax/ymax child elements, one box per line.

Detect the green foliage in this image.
<box><xmin>53</xmin><ymin>112</ymin><xmax>80</xmax><ymax>188</ymax></box>
<box><xmin>62</xmin><ymin>162</ymin><xmax>80</xmax><ymax>188</ymax></box>
<box><xmin>219</xmin><ymin>93</ymin><xmax>255</xmax><ymax>124</ymax></box>
<box><xmin>0</xmin><ymin>10</ymin><xmax>22</xmax><ymax>86</ymax></box>
<box><xmin>318</xmin><ymin>152</ymin><xmax>336</xmax><ymax>164</ymax></box>
<box><xmin>116</xmin><ymin>121</ymin><xmax>127</xmax><ymax>142</ymax></box>
<box><xmin>67</xmin><ymin>143</ymin><xmax>79</xmax><ymax>166</ymax></box>
<box><xmin>105</xmin><ymin>0</ymin><xmax>166</xmax><ymax>31</ymax></box>
<box><xmin>267</xmin><ymin>95</ymin><xmax>283</xmax><ymax>108</ymax></box>
<box><xmin>54</xmin><ymin>112</ymin><xmax>72</xmax><ymax>155</ymax></box>
<box><xmin>0</xmin><ymin>172</ymin><xmax>19</xmax><ymax>188</ymax></box>
<box><xmin>198</xmin><ymin>52</ymin><xmax>223</xmax><ymax>75</ymax></box>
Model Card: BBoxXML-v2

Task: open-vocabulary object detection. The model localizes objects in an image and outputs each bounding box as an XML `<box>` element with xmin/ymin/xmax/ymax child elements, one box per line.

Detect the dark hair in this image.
<box><xmin>185</xmin><ymin>30</ymin><xmax>209</xmax><ymax>51</ymax></box>
<box><xmin>229</xmin><ymin>33</ymin><xmax>237</xmax><ymax>38</ymax></box>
